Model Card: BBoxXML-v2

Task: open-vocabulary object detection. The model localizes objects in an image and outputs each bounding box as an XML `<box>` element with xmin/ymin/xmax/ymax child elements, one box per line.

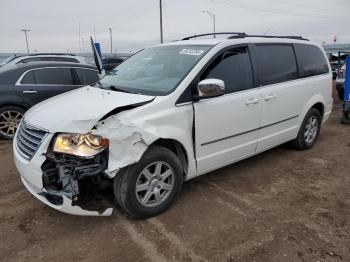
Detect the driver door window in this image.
<box><xmin>202</xmin><ymin>47</ymin><xmax>253</xmax><ymax>94</ymax></box>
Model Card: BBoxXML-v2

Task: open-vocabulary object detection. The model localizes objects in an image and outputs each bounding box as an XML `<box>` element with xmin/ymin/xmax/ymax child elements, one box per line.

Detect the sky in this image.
<box><xmin>0</xmin><ymin>0</ymin><xmax>349</xmax><ymax>54</ymax></box>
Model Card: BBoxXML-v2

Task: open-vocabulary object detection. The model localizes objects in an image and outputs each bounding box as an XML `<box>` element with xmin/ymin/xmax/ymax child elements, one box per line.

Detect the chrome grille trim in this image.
<box><xmin>15</xmin><ymin>121</ymin><xmax>47</xmax><ymax>160</ymax></box>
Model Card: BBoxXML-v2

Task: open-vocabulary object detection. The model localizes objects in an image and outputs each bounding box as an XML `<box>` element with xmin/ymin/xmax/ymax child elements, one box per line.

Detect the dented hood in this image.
<box><xmin>25</xmin><ymin>86</ymin><xmax>154</xmax><ymax>133</ymax></box>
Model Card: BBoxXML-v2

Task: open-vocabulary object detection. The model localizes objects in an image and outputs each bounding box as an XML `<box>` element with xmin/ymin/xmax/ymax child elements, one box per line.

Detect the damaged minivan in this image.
<box><xmin>14</xmin><ymin>33</ymin><xmax>332</xmax><ymax>218</ymax></box>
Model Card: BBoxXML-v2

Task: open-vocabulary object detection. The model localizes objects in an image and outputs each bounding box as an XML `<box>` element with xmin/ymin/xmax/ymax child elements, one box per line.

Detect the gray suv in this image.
<box><xmin>0</xmin><ymin>62</ymin><xmax>99</xmax><ymax>139</ymax></box>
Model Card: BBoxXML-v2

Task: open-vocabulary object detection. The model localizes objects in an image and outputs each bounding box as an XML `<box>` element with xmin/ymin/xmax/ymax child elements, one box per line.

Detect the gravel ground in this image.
<box><xmin>0</xmin><ymin>88</ymin><xmax>349</xmax><ymax>262</ymax></box>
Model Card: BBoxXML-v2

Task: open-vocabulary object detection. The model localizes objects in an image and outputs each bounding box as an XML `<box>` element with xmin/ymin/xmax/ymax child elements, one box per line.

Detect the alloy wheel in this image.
<box><xmin>0</xmin><ymin>110</ymin><xmax>23</xmax><ymax>138</ymax></box>
<box><xmin>304</xmin><ymin>116</ymin><xmax>318</xmax><ymax>144</ymax></box>
<box><xmin>135</xmin><ymin>161</ymin><xmax>175</xmax><ymax>207</ymax></box>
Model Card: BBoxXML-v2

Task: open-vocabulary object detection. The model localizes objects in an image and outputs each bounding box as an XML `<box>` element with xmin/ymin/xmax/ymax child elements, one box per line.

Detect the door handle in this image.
<box><xmin>23</xmin><ymin>90</ymin><xmax>38</xmax><ymax>94</ymax></box>
<box><xmin>245</xmin><ymin>98</ymin><xmax>260</xmax><ymax>105</ymax></box>
<box><xmin>264</xmin><ymin>94</ymin><xmax>277</xmax><ymax>101</ymax></box>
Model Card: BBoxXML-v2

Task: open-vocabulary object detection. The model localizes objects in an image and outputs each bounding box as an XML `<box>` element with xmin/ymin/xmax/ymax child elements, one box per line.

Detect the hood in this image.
<box><xmin>25</xmin><ymin>86</ymin><xmax>154</xmax><ymax>133</ymax></box>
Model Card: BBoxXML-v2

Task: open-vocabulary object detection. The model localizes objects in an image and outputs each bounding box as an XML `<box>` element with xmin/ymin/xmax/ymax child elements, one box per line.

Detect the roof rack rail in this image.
<box><xmin>26</xmin><ymin>53</ymin><xmax>77</xmax><ymax>57</ymax></box>
<box><xmin>227</xmin><ymin>34</ymin><xmax>308</xmax><ymax>41</ymax></box>
<box><xmin>182</xmin><ymin>32</ymin><xmax>245</xmax><ymax>40</ymax></box>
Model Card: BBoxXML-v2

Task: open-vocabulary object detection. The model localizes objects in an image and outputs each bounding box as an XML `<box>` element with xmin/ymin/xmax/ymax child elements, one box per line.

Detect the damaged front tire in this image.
<box><xmin>113</xmin><ymin>146</ymin><xmax>183</xmax><ymax>218</ymax></box>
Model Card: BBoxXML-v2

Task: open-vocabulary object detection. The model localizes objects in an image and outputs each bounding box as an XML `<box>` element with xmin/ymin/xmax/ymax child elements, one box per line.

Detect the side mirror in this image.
<box><xmin>197</xmin><ymin>78</ymin><xmax>225</xmax><ymax>99</ymax></box>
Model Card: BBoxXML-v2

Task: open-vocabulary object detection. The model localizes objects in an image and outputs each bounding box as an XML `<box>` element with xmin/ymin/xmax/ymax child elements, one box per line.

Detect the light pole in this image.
<box><xmin>21</xmin><ymin>29</ymin><xmax>31</xmax><ymax>54</ymax></box>
<box><xmin>202</xmin><ymin>11</ymin><xmax>216</xmax><ymax>38</ymax></box>
<box><xmin>264</xmin><ymin>27</ymin><xmax>273</xmax><ymax>35</ymax></box>
<box><xmin>159</xmin><ymin>0</ymin><xmax>163</xmax><ymax>44</ymax></box>
<box><xmin>109</xmin><ymin>27</ymin><xmax>113</xmax><ymax>54</ymax></box>
<box><xmin>93</xmin><ymin>29</ymin><xmax>97</xmax><ymax>42</ymax></box>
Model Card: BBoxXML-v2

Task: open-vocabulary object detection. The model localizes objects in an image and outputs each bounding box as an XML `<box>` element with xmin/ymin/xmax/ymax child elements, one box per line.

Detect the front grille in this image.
<box><xmin>15</xmin><ymin>121</ymin><xmax>47</xmax><ymax>160</ymax></box>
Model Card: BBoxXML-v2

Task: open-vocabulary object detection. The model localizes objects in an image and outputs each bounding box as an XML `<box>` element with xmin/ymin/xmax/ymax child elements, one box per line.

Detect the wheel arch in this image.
<box><xmin>300</xmin><ymin>95</ymin><xmax>326</xmax><ymax>124</ymax></box>
<box><xmin>150</xmin><ymin>138</ymin><xmax>189</xmax><ymax>177</ymax></box>
<box><xmin>0</xmin><ymin>102</ymin><xmax>28</xmax><ymax>112</ymax></box>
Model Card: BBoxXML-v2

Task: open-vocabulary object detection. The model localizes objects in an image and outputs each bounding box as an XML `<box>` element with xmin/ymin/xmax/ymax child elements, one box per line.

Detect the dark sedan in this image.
<box><xmin>0</xmin><ymin>62</ymin><xmax>99</xmax><ymax>139</ymax></box>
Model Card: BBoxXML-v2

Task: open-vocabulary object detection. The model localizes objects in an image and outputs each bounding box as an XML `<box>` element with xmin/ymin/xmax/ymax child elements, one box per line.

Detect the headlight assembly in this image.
<box><xmin>53</xmin><ymin>133</ymin><xmax>109</xmax><ymax>158</ymax></box>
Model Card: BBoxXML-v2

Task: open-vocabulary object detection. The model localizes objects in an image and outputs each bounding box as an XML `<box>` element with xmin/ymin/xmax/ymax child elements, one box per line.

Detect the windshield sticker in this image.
<box><xmin>179</xmin><ymin>49</ymin><xmax>204</xmax><ymax>56</ymax></box>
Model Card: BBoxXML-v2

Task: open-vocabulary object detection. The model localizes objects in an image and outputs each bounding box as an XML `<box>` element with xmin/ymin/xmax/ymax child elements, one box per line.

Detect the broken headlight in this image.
<box><xmin>53</xmin><ymin>133</ymin><xmax>109</xmax><ymax>158</ymax></box>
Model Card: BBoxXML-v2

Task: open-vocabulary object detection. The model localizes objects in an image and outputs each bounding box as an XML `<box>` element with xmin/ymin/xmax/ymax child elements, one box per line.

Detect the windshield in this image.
<box><xmin>98</xmin><ymin>45</ymin><xmax>212</xmax><ymax>95</ymax></box>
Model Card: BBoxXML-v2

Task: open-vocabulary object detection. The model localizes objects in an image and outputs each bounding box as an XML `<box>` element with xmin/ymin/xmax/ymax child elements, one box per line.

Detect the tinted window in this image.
<box><xmin>294</xmin><ymin>44</ymin><xmax>329</xmax><ymax>77</ymax></box>
<box><xmin>34</xmin><ymin>68</ymin><xmax>74</xmax><ymax>85</ymax></box>
<box><xmin>202</xmin><ymin>47</ymin><xmax>253</xmax><ymax>93</ymax></box>
<box><xmin>255</xmin><ymin>45</ymin><xmax>298</xmax><ymax>85</ymax></box>
<box><xmin>20</xmin><ymin>71</ymin><xmax>36</xmax><ymax>84</ymax></box>
<box><xmin>74</xmin><ymin>68</ymin><xmax>99</xmax><ymax>85</ymax></box>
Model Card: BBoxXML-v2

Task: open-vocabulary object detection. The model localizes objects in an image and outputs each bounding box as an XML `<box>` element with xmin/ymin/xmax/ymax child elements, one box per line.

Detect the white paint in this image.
<box><xmin>14</xmin><ymin>37</ymin><xmax>333</xmax><ymax>216</ymax></box>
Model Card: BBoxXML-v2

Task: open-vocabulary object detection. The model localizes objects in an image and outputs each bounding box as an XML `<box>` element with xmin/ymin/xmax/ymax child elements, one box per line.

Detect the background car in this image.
<box><xmin>0</xmin><ymin>53</ymin><xmax>86</xmax><ymax>68</ymax></box>
<box><xmin>0</xmin><ymin>62</ymin><xmax>99</xmax><ymax>139</ymax></box>
<box><xmin>336</xmin><ymin>64</ymin><xmax>346</xmax><ymax>100</ymax></box>
<box><xmin>102</xmin><ymin>56</ymin><xmax>125</xmax><ymax>72</ymax></box>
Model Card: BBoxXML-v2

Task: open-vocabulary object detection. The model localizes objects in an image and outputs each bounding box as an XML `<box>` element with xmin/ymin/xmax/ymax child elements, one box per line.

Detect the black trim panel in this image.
<box><xmin>201</xmin><ymin>115</ymin><xmax>298</xmax><ymax>146</ymax></box>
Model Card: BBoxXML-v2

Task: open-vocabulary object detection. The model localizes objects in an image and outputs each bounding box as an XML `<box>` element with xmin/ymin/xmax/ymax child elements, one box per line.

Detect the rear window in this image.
<box><xmin>255</xmin><ymin>44</ymin><xmax>298</xmax><ymax>86</ymax></box>
<box><xmin>74</xmin><ymin>68</ymin><xmax>99</xmax><ymax>85</ymax></box>
<box><xmin>294</xmin><ymin>44</ymin><xmax>329</xmax><ymax>77</ymax></box>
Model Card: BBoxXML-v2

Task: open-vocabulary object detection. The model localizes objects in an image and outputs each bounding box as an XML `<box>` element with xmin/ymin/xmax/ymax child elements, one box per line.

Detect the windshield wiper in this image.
<box><xmin>94</xmin><ymin>81</ymin><xmax>131</xmax><ymax>93</ymax></box>
<box><xmin>109</xmin><ymin>85</ymin><xmax>131</xmax><ymax>93</ymax></box>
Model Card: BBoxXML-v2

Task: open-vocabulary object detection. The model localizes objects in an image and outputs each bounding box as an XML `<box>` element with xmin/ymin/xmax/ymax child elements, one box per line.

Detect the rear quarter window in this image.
<box><xmin>294</xmin><ymin>44</ymin><xmax>329</xmax><ymax>77</ymax></box>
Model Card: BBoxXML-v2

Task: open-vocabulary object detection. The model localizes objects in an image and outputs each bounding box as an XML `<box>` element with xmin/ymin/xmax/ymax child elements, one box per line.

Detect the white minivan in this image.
<box><xmin>14</xmin><ymin>33</ymin><xmax>332</xmax><ymax>218</ymax></box>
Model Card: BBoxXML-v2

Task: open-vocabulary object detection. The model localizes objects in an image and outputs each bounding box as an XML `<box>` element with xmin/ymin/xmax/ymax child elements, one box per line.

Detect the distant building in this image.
<box><xmin>323</xmin><ymin>43</ymin><xmax>350</xmax><ymax>54</ymax></box>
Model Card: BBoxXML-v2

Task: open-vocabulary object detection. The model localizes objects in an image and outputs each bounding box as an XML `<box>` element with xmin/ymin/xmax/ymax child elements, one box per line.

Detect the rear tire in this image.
<box><xmin>292</xmin><ymin>108</ymin><xmax>322</xmax><ymax>150</ymax></box>
<box><xmin>113</xmin><ymin>146</ymin><xmax>183</xmax><ymax>218</ymax></box>
<box><xmin>338</xmin><ymin>86</ymin><xmax>344</xmax><ymax>101</ymax></box>
<box><xmin>0</xmin><ymin>106</ymin><xmax>25</xmax><ymax>140</ymax></box>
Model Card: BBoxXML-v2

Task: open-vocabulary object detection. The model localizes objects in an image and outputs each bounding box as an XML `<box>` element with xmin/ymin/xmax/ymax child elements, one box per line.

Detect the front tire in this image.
<box><xmin>292</xmin><ymin>108</ymin><xmax>322</xmax><ymax>150</ymax></box>
<box><xmin>0</xmin><ymin>106</ymin><xmax>25</xmax><ymax>140</ymax></box>
<box><xmin>113</xmin><ymin>146</ymin><xmax>183</xmax><ymax>218</ymax></box>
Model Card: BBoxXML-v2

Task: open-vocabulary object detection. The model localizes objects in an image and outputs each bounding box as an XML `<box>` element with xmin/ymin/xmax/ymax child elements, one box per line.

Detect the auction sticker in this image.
<box><xmin>179</xmin><ymin>49</ymin><xmax>204</xmax><ymax>56</ymax></box>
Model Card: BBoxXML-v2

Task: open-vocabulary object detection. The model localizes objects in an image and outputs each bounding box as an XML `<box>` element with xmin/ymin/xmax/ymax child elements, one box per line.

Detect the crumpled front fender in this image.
<box><xmin>95</xmin><ymin>116</ymin><xmax>157</xmax><ymax>177</ymax></box>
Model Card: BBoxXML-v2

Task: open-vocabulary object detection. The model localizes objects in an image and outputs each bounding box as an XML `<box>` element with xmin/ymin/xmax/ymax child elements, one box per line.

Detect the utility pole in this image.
<box><xmin>109</xmin><ymin>27</ymin><xmax>113</xmax><ymax>53</ymax></box>
<box><xmin>93</xmin><ymin>29</ymin><xmax>96</xmax><ymax>42</ymax></box>
<box><xmin>159</xmin><ymin>0</ymin><xmax>163</xmax><ymax>44</ymax></box>
<box><xmin>21</xmin><ymin>29</ymin><xmax>31</xmax><ymax>54</ymax></box>
<box><xmin>78</xmin><ymin>23</ymin><xmax>81</xmax><ymax>54</ymax></box>
<box><xmin>202</xmin><ymin>11</ymin><xmax>216</xmax><ymax>38</ymax></box>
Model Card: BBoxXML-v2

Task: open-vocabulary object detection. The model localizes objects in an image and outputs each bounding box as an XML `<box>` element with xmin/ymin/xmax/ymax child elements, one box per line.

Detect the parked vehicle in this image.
<box><xmin>330</xmin><ymin>61</ymin><xmax>340</xmax><ymax>79</ymax></box>
<box><xmin>14</xmin><ymin>33</ymin><xmax>332</xmax><ymax>218</ymax></box>
<box><xmin>0</xmin><ymin>53</ymin><xmax>86</xmax><ymax>68</ymax></box>
<box><xmin>102</xmin><ymin>56</ymin><xmax>125</xmax><ymax>72</ymax></box>
<box><xmin>336</xmin><ymin>64</ymin><xmax>346</xmax><ymax>100</ymax></box>
<box><xmin>0</xmin><ymin>62</ymin><xmax>99</xmax><ymax>139</ymax></box>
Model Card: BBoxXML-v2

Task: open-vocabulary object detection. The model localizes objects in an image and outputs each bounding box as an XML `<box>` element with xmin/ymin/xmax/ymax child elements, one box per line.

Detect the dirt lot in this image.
<box><xmin>1</xmin><ymin>95</ymin><xmax>350</xmax><ymax>262</ymax></box>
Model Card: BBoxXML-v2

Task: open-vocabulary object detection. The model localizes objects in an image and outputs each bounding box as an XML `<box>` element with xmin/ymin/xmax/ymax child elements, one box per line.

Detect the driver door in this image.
<box><xmin>194</xmin><ymin>45</ymin><xmax>262</xmax><ymax>175</ymax></box>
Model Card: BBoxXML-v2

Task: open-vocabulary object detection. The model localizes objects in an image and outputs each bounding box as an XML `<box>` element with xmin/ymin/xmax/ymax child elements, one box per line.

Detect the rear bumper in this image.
<box><xmin>13</xmin><ymin>133</ymin><xmax>113</xmax><ymax>216</ymax></box>
<box><xmin>336</xmin><ymin>80</ymin><xmax>345</xmax><ymax>90</ymax></box>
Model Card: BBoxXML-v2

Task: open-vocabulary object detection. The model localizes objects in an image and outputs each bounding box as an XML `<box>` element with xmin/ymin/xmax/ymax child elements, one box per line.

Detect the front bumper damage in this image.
<box><xmin>14</xmin><ymin>133</ymin><xmax>114</xmax><ymax>216</ymax></box>
<box><xmin>14</xmin><ymin>116</ymin><xmax>157</xmax><ymax>216</ymax></box>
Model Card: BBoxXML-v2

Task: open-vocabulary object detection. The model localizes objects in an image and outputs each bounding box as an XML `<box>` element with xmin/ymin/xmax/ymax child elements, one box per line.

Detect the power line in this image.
<box><xmin>108</xmin><ymin>0</ymin><xmax>155</xmax><ymax>26</ymax></box>
<box><xmin>208</xmin><ymin>0</ymin><xmax>335</xmax><ymax>19</ymax></box>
